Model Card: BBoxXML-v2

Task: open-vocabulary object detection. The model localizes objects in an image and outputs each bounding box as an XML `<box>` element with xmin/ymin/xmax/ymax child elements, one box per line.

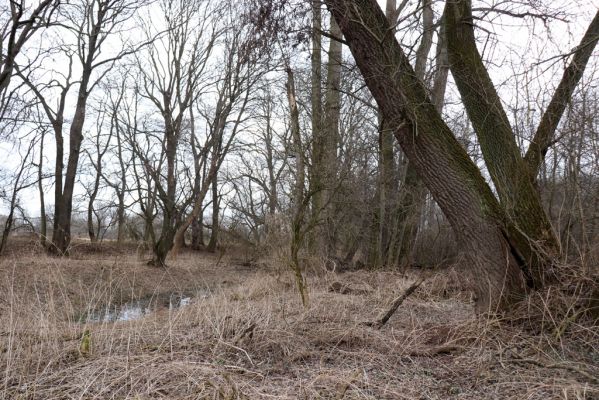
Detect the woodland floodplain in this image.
<box><xmin>1</xmin><ymin>239</ymin><xmax>597</xmax><ymax>400</ymax></box>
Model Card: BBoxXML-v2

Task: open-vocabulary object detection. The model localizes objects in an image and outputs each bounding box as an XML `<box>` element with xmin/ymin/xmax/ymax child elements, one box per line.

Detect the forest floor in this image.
<box><xmin>0</xmin><ymin>239</ymin><xmax>598</xmax><ymax>399</ymax></box>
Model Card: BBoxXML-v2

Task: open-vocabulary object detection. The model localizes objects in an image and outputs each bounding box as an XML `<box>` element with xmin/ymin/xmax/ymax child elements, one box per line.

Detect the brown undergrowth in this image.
<box><xmin>0</xmin><ymin>241</ymin><xmax>597</xmax><ymax>399</ymax></box>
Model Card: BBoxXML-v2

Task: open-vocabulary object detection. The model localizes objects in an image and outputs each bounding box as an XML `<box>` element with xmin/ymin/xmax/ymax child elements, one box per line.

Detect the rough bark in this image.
<box><xmin>325</xmin><ymin>0</ymin><xmax>527</xmax><ymax>312</ymax></box>
<box><xmin>445</xmin><ymin>0</ymin><xmax>561</xmax><ymax>285</ymax></box>
<box><xmin>391</xmin><ymin>13</ymin><xmax>450</xmax><ymax>268</ymax></box>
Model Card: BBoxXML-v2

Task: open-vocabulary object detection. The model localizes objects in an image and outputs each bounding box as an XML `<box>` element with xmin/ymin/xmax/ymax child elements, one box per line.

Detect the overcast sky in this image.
<box><xmin>2</xmin><ymin>0</ymin><xmax>598</xmax><ymax>219</ymax></box>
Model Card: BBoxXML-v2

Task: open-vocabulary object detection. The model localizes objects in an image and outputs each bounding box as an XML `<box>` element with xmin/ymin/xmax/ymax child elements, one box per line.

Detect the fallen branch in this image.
<box><xmin>364</xmin><ymin>276</ymin><xmax>426</xmax><ymax>329</ymax></box>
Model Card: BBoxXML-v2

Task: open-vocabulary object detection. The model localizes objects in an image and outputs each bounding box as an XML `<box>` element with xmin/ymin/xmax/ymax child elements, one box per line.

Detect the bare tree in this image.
<box><xmin>170</xmin><ymin>4</ymin><xmax>275</xmax><ymax>257</ymax></box>
<box><xmin>0</xmin><ymin>137</ymin><xmax>37</xmax><ymax>253</ymax></box>
<box><xmin>84</xmin><ymin>98</ymin><xmax>112</xmax><ymax>242</ymax></box>
<box><xmin>102</xmin><ymin>78</ymin><xmax>131</xmax><ymax>243</ymax></box>
<box><xmin>0</xmin><ymin>0</ymin><xmax>59</xmax><ymax>97</ymax></box>
<box><xmin>226</xmin><ymin>87</ymin><xmax>288</xmax><ymax>245</ymax></box>
<box><xmin>18</xmin><ymin>0</ymin><xmax>147</xmax><ymax>254</ymax></box>
<box><xmin>133</xmin><ymin>0</ymin><xmax>219</xmax><ymax>266</ymax></box>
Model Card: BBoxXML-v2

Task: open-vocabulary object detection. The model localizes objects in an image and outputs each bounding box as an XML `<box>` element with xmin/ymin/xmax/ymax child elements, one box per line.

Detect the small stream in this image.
<box><xmin>83</xmin><ymin>292</ymin><xmax>202</xmax><ymax>322</ymax></box>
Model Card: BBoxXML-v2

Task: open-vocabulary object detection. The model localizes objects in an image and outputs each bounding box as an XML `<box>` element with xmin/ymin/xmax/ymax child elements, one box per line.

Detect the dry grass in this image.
<box><xmin>1</xmin><ymin>240</ymin><xmax>598</xmax><ymax>399</ymax></box>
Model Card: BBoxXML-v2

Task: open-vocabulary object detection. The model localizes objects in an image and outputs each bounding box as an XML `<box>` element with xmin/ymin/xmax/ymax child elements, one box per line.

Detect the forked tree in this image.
<box><xmin>132</xmin><ymin>0</ymin><xmax>219</xmax><ymax>266</ymax></box>
<box><xmin>323</xmin><ymin>0</ymin><xmax>599</xmax><ymax>312</ymax></box>
<box><xmin>18</xmin><ymin>0</ymin><xmax>147</xmax><ymax>254</ymax></box>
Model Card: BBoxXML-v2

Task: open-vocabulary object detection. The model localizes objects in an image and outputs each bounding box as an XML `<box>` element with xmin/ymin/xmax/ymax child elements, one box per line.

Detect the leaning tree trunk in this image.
<box><xmin>325</xmin><ymin>0</ymin><xmax>529</xmax><ymax>312</ymax></box>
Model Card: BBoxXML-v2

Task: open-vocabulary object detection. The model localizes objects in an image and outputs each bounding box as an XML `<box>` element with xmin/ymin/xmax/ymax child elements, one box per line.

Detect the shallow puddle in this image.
<box><xmin>83</xmin><ymin>292</ymin><xmax>197</xmax><ymax>322</ymax></box>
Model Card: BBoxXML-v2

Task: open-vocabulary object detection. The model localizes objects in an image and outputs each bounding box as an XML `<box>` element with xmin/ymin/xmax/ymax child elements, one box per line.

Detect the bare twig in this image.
<box><xmin>365</xmin><ymin>276</ymin><xmax>426</xmax><ymax>328</ymax></box>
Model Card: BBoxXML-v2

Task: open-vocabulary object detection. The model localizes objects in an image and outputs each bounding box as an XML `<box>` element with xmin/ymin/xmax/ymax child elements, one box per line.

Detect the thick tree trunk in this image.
<box><xmin>171</xmin><ymin>179</ymin><xmax>212</xmax><ymax>255</ymax></box>
<box><xmin>390</xmin><ymin>0</ymin><xmax>435</xmax><ymax>266</ymax></box>
<box><xmin>152</xmin><ymin>228</ymin><xmax>174</xmax><ymax>267</ymax></box>
<box><xmin>325</xmin><ymin>0</ymin><xmax>528</xmax><ymax>312</ymax></box>
<box><xmin>444</xmin><ymin>0</ymin><xmax>561</xmax><ymax>285</ymax></box>
<box><xmin>51</xmin><ymin>27</ymin><xmax>97</xmax><ymax>253</ymax></box>
<box><xmin>150</xmin><ymin>120</ymin><xmax>179</xmax><ymax>266</ymax></box>
<box><xmin>53</xmin><ymin>93</ymin><xmax>87</xmax><ymax>252</ymax></box>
